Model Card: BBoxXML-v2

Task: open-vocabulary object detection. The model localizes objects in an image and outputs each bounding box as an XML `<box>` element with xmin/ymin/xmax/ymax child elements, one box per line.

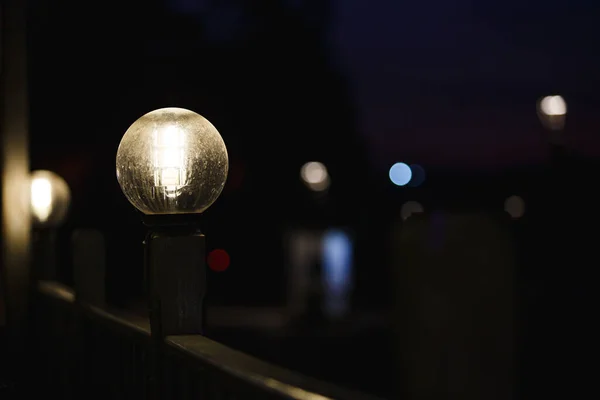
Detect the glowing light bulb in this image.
<box><xmin>30</xmin><ymin>170</ymin><xmax>71</xmax><ymax>227</ymax></box>
<box><xmin>153</xmin><ymin>124</ymin><xmax>185</xmax><ymax>197</ymax></box>
<box><xmin>31</xmin><ymin>177</ymin><xmax>52</xmax><ymax>222</ymax></box>
<box><xmin>116</xmin><ymin>107</ymin><xmax>228</xmax><ymax>215</ymax></box>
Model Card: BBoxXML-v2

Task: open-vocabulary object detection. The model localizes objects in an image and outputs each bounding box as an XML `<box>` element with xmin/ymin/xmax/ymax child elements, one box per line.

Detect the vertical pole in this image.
<box><xmin>72</xmin><ymin>229</ymin><xmax>106</xmax><ymax>307</ymax></box>
<box><xmin>31</xmin><ymin>229</ymin><xmax>57</xmax><ymax>281</ymax></box>
<box><xmin>392</xmin><ymin>212</ymin><xmax>514</xmax><ymax>400</ymax></box>
<box><xmin>145</xmin><ymin>228</ymin><xmax>206</xmax><ymax>399</ymax></box>
<box><xmin>0</xmin><ymin>0</ymin><xmax>31</xmax><ymax>375</ymax></box>
<box><xmin>71</xmin><ymin>229</ymin><xmax>106</xmax><ymax>398</ymax></box>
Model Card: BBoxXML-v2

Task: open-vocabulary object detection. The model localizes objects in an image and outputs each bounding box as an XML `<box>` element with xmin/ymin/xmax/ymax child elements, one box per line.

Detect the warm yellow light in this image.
<box><xmin>153</xmin><ymin>124</ymin><xmax>185</xmax><ymax>197</ymax></box>
<box><xmin>300</xmin><ymin>162</ymin><xmax>330</xmax><ymax>192</ymax></box>
<box><xmin>29</xmin><ymin>170</ymin><xmax>71</xmax><ymax>227</ymax></box>
<box><xmin>31</xmin><ymin>177</ymin><xmax>52</xmax><ymax>222</ymax></box>
<box><xmin>116</xmin><ymin>107</ymin><xmax>229</xmax><ymax>215</ymax></box>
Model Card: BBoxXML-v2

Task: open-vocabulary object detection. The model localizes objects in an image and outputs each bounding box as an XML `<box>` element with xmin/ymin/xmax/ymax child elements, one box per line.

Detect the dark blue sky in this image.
<box><xmin>330</xmin><ymin>0</ymin><xmax>600</xmax><ymax>169</ymax></box>
<box><xmin>170</xmin><ymin>0</ymin><xmax>600</xmax><ymax>169</ymax></box>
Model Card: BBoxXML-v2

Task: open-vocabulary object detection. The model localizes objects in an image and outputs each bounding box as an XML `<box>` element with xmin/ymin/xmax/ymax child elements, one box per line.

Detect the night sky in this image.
<box><xmin>331</xmin><ymin>0</ymin><xmax>600</xmax><ymax>169</ymax></box>
<box><xmin>171</xmin><ymin>0</ymin><xmax>600</xmax><ymax>170</ymax></box>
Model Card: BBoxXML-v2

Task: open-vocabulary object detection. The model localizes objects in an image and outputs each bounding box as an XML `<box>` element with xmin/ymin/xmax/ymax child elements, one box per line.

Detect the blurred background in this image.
<box><xmin>10</xmin><ymin>0</ymin><xmax>600</xmax><ymax>398</ymax></box>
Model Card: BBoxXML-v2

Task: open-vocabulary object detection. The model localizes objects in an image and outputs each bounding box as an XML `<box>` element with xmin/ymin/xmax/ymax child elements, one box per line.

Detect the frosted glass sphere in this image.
<box><xmin>30</xmin><ymin>170</ymin><xmax>71</xmax><ymax>227</ymax></box>
<box><xmin>116</xmin><ymin>107</ymin><xmax>228</xmax><ymax>215</ymax></box>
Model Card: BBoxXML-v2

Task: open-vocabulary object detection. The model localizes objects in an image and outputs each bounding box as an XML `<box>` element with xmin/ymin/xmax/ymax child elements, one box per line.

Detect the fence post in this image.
<box><xmin>145</xmin><ymin>226</ymin><xmax>206</xmax><ymax>399</ymax></box>
<box><xmin>73</xmin><ymin>229</ymin><xmax>106</xmax><ymax>307</ymax></box>
<box><xmin>31</xmin><ymin>229</ymin><xmax>57</xmax><ymax>281</ymax></box>
<box><xmin>72</xmin><ymin>229</ymin><xmax>107</xmax><ymax>397</ymax></box>
<box><xmin>392</xmin><ymin>211</ymin><xmax>515</xmax><ymax>400</ymax></box>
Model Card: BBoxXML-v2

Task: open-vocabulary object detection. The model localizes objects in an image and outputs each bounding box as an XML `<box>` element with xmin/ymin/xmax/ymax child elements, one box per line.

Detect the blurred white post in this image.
<box><xmin>0</xmin><ymin>0</ymin><xmax>32</xmax><ymax>348</ymax></box>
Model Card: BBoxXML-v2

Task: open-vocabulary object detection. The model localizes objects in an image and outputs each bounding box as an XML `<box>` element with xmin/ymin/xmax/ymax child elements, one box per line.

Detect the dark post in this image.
<box><xmin>146</xmin><ymin>227</ymin><xmax>206</xmax><ymax>337</ymax></box>
<box><xmin>144</xmin><ymin>218</ymin><xmax>206</xmax><ymax>400</ymax></box>
<box><xmin>71</xmin><ymin>229</ymin><xmax>106</xmax><ymax>398</ymax></box>
<box><xmin>72</xmin><ymin>229</ymin><xmax>106</xmax><ymax>307</ymax></box>
<box><xmin>31</xmin><ymin>229</ymin><xmax>57</xmax><ymax>281</ymax></box>
<box><xmin>392</xmin><ymin>212</ymin><xmax>515</xmax><ymax>400</ymax></box>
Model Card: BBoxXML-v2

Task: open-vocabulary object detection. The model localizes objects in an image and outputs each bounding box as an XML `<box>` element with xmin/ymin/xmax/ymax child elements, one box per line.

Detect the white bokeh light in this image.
<box><xmin>538</xmin><ymin>95</ymin><xmax>567</xmax><ymax>133</ymax></box>
<box><xmin>300</xmin><ymin>161</ymin><xmax>330</xmax><ymax>191</ymax></box>
<box><xmin>540</xmin><ymin>95</ymin><xmax>567</xmax><ymax>116</ymax></box>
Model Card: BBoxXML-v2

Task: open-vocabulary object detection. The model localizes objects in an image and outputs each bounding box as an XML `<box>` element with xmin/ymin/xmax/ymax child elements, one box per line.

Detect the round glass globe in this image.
<box><xmin>116</xmin><ymin>107</ymin><xmax>229</xmax><ymax>215</ymax></box>
<box><xmin>30</xmin><ymin>170</ymin><xmax>71</xmax><ymax>227</ymax></box>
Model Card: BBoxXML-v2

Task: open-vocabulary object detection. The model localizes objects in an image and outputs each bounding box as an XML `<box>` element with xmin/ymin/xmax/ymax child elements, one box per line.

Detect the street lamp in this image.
<box><xmin>116</xmin><ymin>107</ymin><xmax>228</xmax><ymax>337</ymax></box>
<box><xmin>29</xmin><ymin>170</ymin><xmax>71</xmax><ymax>279</ymax></box>
<box><xmin>537</xmin><ymin>95</ymin><xmax>567</xmax><ymax>143</ymax></box>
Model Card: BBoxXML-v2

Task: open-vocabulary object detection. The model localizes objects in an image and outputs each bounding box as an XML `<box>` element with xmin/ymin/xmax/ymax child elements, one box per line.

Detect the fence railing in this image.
<box><xmin>33</xmin><ymin>280</ymin><xmax>383</xmax><ymax>400</ymax></box>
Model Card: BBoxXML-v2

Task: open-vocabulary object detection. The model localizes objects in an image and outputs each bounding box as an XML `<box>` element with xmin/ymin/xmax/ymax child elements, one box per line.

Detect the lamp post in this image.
<box><xmin>116</xmin><ymin>107</ymin><xmax>228</xmax><ymax>338</ymax></box>
<box><xmin>537</xmin><ymin>95</ymin><xmax>567</xmax><ymax>159</ymax></box>
<box><xmin>537</xmin><ymin>95</ymin><xmax>567</xmax><ymax>138</ymax></box>
<box><xmin>30</xmin><ymin>170</ymin><xmax>71</xmax><ymax>280</ymax></box>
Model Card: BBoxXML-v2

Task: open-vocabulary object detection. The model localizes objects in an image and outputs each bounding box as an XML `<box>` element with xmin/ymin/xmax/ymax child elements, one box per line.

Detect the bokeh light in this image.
<box><xmin>401</xmin><ymin>201</ymin><xmax>424</xmax><ymax>220</ymax></box>
<box><xmin>538</xmin><ymin>95</ymin><xmax>567</xmax><ymax>132</ymax></box>
<box><xmin>208</xmin><ymin>249</ymin><xmax>230</xmax><ymax>272</ymax></box>
<box><xmin>30</xmin><ymin>170</ymin><xmax>71</xmax><ymax>227</ymax></box>
<box><xmin>389</xmin><ymin>162</ymin><xmax>412</xmax><ymax>186</ymax></box>
<box><xmin>540</xmin><ymin>95</ymin><xmax>567</xmax><ymax>116</ymax></box>
<box><xmin>504</xmin><ymin>195</ymin><xmax>525</xmax><ymax>219</ymax></box>
<box><xmin>31</xmin><ymin>177</ymin><xmax>52</xmax><ymax>223</ymax></box>
<box><xmin>321</xmin><ymin>229</ymin><xmax>353</xmax><ymax>318</ymax></box>
<box><xmin>300</xmin><ymin>161</ymin><xmax>330</xmax><ymax>191</ymax></box>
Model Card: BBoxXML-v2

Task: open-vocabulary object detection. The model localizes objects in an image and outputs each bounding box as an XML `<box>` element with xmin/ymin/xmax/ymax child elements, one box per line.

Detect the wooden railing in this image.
<box><xmin>33</xmin><ymin>280</ymin><xmax>384</xmax><ymax>400</ymax></box>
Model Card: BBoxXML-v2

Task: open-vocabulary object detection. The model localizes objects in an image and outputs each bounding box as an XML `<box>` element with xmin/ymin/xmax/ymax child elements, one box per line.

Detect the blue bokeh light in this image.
<box><xmin>322</xmin><ymin>229</ymin><xmax>353</xmax><ymax>318</ymax></box>
<box><xmin>389</xmin><ymin>162</ymin><xmax>412</xmax><ymax>186</ymax></box>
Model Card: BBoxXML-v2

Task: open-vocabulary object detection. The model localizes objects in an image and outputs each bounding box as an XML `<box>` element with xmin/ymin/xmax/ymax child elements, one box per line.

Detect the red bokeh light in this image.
<box><xmin>208</xmin><ymin>249</ymin><xmax>230</xmax><ymax>272</ymax></box>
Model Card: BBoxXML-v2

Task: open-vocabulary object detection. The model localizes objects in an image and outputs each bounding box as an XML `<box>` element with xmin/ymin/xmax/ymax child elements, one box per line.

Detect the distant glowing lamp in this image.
<box><xmin>116</xmin><ymin>107</ymin><xmax>229</xmax><ymax>336</ymax></box>
<box><xmin>30</xmin><ymin>170</ymin><xmax>71</xmax><ymax>280</ymax></box>
<box><xmin>300</xmin><ymin>161</ymin><xmax>330</xmax><ymax>192</ymax></box>
<box><xmin>537</xmin><ymin>95</ymin><xmax>567</xmax><ymax>132</ymax></box>
<box><xmin>30</xmin><ymin>170</ymin><xmax>71</xmax><ymax>228</ymax></box>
